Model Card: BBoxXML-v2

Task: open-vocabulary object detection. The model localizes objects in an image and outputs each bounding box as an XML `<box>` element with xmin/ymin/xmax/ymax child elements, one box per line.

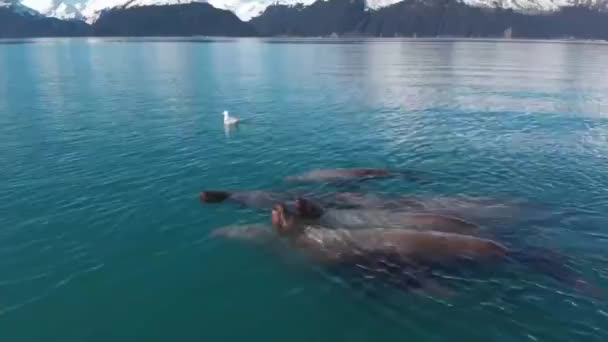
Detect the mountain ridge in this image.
<box><xmin>19</xmin><ymin>0</ymin><xmax>608</xmax><ymax>23</ymax></box>
<box><xmin>0</xmin><ymin>0</ymin><xmax>91</xmax><ymax>37</ymax></box>
<box><xmin>2</xmin><ymin>0</ymin><xmax>608</xmax><ymax>38</ymax></box>
<box><xmin>92</xmin><ymin>2</ymin><xmax>258</xmax><ymax>35</ymax></box>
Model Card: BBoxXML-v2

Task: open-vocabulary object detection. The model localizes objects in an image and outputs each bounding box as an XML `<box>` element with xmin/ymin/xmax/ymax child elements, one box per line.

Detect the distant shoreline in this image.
<box><xmin>1</xmin><ymin>36</ymin><xmax>607</xmax><ymax>45</ymax></box>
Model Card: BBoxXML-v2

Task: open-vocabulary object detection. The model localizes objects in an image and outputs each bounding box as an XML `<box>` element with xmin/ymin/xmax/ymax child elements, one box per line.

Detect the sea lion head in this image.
<box><xmin>272</xmin><ymin>203</ymin><xmax>303</xmax><ymax>237</ymax></box>
<box><xmin>200</xmin><ymin>191</ymin><xmax>230</xmax><ymax>203</ymax></box>
<box><xmin>295</xmin><ymin>197</ymin><xmax>324</xmax><ymax>219</ymax></box>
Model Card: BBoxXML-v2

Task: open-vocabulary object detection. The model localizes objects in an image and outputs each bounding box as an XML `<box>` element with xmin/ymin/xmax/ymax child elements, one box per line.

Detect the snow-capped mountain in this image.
<box><xmin>465</xmin><ymin>0</ymin><xmax>565</xmax><ymax>11</ymax></box>
<box><xmin>14</xmin><ymin>0</ymin><xmax>434</xmax><ymax>22</ymax></box>
<box><xmin>2</xmin><ymin>0</ymin><xmax>39</xmax><ymax>15</ymax></box>
<box><xmin>17</xmin><ymin>0</ymin><xmax>608</xmax><ymax>24</ymax></box>
<box><xmin>208</xmin><ymin>0</ymin><xmax>288</xmax><ymax>21</ymax></box>
<box><xmin>216</xmin><ymin>0</ymin><xmax>608</xmax><ymax>20</ymax></box>
<box><xmin>81</xmin><ymin>0</ymin><xmax>204</xmax><ymax>23</ymax></box>
<box><xmin>19</xmin><ymin>0</ymin><xmax>205</xmax><ymax>23</ymax></box>
<box><xmin>207</xmin><ymin>0</ymin><xmax>400</xmax><ymax>21</ymax></box>
<box><xmin>20</xmin><ymin>0</ymin><xmax>315</xmax><ymax>22</ymax></box>
<box><xmin>2</xmin><ymin>0</ymin><xmax>91</xmax><ymax>38</ymax></box>
<box><xmin>20</xmin><ymin>0</ymin><xmax>83</xmax><ymax>19</ymax></box>
<box><xmin>365</xmin><ymin>0</ymin><xmax>402</xmax><ymax>9</ymax></box>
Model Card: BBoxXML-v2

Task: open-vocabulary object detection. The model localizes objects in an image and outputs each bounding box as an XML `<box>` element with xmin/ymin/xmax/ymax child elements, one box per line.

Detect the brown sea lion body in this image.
<box><xmin>289</xmin><ymin>226</ymin><xmax>507</xmax><ymax>266</ymax></box>
<box><xmin>270</xmin><ymin>203</ymin><xmax>600</xmax><ymax>297</ymax></box>
<box><xmin>293</xmin><ymin>198</ymin><xmax>479</xmax><ymax>234</ymax></box>
<box><xmin>200</xmin><ymin>190</ymin><xmax>362</xmax><ymax>210</ymax></box>
<box><xmin>325</xmin><ymin>192</ymin><xmax>533</xmax><ymax>222</ymax></box>
<box><xmin>273</xmin><ymin>203</ymin><xmax>504</xmax><ymax>264</ymax></box>
<box><xmin>317</xmin><ymin>209</ymin><xmax>478</xmax><ymax>234</ymax></box>
<box><xmin>200</xmin><ymin>190</ymin><xmax>303</xmax><ymax>209</ymax></box>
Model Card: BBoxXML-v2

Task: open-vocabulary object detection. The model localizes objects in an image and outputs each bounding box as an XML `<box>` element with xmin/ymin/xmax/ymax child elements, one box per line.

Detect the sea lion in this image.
<box><xmin>271</xmin><ymin>203</ymin><xmax>601</xmax><ymax>297</ymax></box>
<box><xmin>199</xmin><ymin>190</ymin><xmax>301</xmax><ymax>209</ymax></box>
<box><xmin>293</xmin><ymin>197</ymin><xmax>480</xmax><ymax>234</ymax></box>
<box><xmin>199</xmin><ymin>190</ymin><xmax>362</xmax><ymax>210</ymax></box>
<box><xmin>285</xmin><ymin>168</ymin><xmax>424</xmax><ymax>184</ymax></box>
<box><xmin>211</xmin><ymin>223</ymin><xmax>451</xmax><ymax>295</ymax></box>
<box><xmin>272</xmin><ymin>203</ymin><xmax>505</xmax><ymax>265</ymax></box>
<box><xmin>328</xmin><ymin>192</ymin><xmax>506</xmax><ymax>211</ymax></box>
<box><xmin>323</xmin><ymin>192</ymin><xmax>542</xmax><ymax>224</ymax></box>
<box><xmin>327</xmin><ymin>192</ymin><xmax>426</xmax><ymax>210</ymax></box>
<box><xmin>210</xmin><ymin>211</ymin><xmax>600</xmax><ymax>298</ymax></box>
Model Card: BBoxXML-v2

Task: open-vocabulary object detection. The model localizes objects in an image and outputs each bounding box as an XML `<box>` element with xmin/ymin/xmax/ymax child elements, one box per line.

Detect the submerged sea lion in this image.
<box><xmin>199</xmin><ymin>190</ymin><xmax>301</xmax><ymax>209</ymax></box>
<box><xmin>328</xmin><ymin>192</ymin><xmax>506</xmax><ymax>211</ymax></box>
<box><xmin>327</xmin><ymin>192</ymin><xmax>426</xmax><ymax>210</ymax></box>
<box><xmin>199</xmin><ymin>190</ymin><xmax>364</xmax><ymax>210</ymax></box>
<box><xmin>285</xmin><ymin>168</ymin><xmax>424</xmax><ymax>184</ymax></box>
<box><xmin>293</xmin><ymin>197</ymin><xmax>479</xmax><ymax>234</ymax></box>
<box><xmin>324</xmin><ymin>192</ymin><xmax>541</xmax><ymax>224</ymax></box>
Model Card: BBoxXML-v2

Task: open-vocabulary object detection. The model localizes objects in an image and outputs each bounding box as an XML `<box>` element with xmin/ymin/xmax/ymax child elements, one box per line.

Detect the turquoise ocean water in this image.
<box><xmin>1</xmin><ymin>38</ymin><xmax>608</xmax><ymax>341</ymax></box>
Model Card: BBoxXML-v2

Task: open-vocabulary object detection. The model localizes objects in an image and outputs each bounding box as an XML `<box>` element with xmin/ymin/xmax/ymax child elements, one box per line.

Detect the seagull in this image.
<box><xmin>223</xmin><ymin>110</ymin><xmax>240</xmax><ymax>125</ymax></box>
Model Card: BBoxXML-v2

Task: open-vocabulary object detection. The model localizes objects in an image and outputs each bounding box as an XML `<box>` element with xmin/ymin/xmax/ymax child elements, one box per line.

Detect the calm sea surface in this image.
<box><xmin>1</xmin><ymin>38</ymin><xmax>608</xmax><ymax>341</ymax></box>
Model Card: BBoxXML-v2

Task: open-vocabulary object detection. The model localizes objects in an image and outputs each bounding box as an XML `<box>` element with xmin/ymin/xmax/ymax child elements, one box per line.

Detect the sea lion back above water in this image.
<box><xmin>270</xmin><ymin>203</ymin><xmax>603</xmax><ymax>298</ymax></box>
<box><xmin>210</xmin><ymin>205</ymin><xmax>602</xmax><ymax>299</ymax></box>
<box><xmin>271</xmin><ymin>203</ymin><xmax>506</xmax><ymax>264</ymax></box>
<box><xmin>293</xmin><ymin>197</ymin><xmax>480</xmax><ymax>234</ymax></box>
